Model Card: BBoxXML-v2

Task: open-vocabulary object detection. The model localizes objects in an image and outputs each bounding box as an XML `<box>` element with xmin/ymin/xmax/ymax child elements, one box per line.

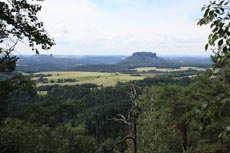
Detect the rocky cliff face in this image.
<box><xmin>132</xmin><ymin>52</ymin><xmax>157</xmax><ymax>58</ymax></box>
<box><xmin>118</xmin><ymin>52</ymin><xmax>168</xmax><ymax>67</ymax></box>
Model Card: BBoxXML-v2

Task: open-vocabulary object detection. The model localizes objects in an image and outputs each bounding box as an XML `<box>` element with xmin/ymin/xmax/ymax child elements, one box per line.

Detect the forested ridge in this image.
<box><xmin>0</xmin><ymin>0</ymin><xmax>230</xmax><ymax>152</ymax></box>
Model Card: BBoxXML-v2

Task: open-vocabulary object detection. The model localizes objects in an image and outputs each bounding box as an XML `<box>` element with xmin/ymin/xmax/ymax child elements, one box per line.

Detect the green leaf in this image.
<box><xmin>222</xmin><ymin>46</ymin><xmax>228</xmax><ymax>55</ymax></box>
<box><xmin>213</xmin><ymin>27</ymin><xmax>218</xmax><ymax>32</ymax></box>
<box><xmin>208</xmin><ymin>34</ymin><xmax>213</xmax><ymax>39</ymax></box>
<box><xmin>204</xmin><ymin>8</ymin><xmax>210</xmax><ymax>17</ymax></box>
<box><xmin>226</xmin><ymin>39</ymin><xmax>230</xmax><ymax>45</ymax></box>
<box><xmin>201</xmin><ymin>6</ymin><xmax>205</xmax><ymax>11</ymax></box>
<box><xmin>218</xmin><ymin>39</ymin><xmax>223</xmax><ymax>47</ymax></box>
<box><xmin>220</xmin><ymin>0</ymin><xmax>224</xmax><ymax>5</ymax></box>
<box><xmin>35</xmin><ymin>49</ymin><xmax>39</xmax><ymax>55</ymax></box>
<box><xmin>220</xmin><ymin>7</ymin><xmax>224</xmax><ymax>13</ymax></box>
<box><xmin>205</xmin><ymin>44</ymin><xmax>209</xmax><ymax>51</ymax></box>
<box><xmin>209</xmin><ymin>10</ymin><xmax>214</xmax><ymax>17</ymax></box>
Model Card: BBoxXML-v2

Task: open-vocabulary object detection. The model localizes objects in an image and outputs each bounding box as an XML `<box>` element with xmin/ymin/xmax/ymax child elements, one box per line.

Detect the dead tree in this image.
<box><xmin>108</xmin><ymin>84</ymin><xmax>138</xmax><ymax>153</ymax></box>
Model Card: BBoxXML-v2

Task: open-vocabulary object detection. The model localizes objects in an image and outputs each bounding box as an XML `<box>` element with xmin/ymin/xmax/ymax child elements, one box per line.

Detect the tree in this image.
<box><xmin>109</xmin><ymin>85</ymin><xmax>138</xmax><ymax>153</ymax></box>
<box><xmin>137</xmin><ymin>85</ymin><xmax>191</xmax><ymax>153</ymax></box>
<box><xmin>0</xmin><ymin>0</ymin><xmax>54</xmax><ymax>72</ymax></box>
<box><xmin>0</xmin><ymin>119</ymin><xmax>98</xmax><ymax>153</ymax></box>
<box><xmin>188</xmin><ymin>74</ymin><xmax>230</xmax><ymax>153</ymax></box>
<box><xmin>0</xmin><ymin>73</ymin><xmax>36</xmax><ymax>122</ymax></box>
<box><xmin>198</xmin><ymin>3</ymin><xmax>230</xmax><ymax>151</ymax></box>
<box><xmin>198</xmin><ymin>0</ymin><xmax>230</xmax><ymax>69</ymax></box>
<box><xmin>198</xmin><ymin>1</ymin><xmax>230</xmax><ymax>149</ymax></box>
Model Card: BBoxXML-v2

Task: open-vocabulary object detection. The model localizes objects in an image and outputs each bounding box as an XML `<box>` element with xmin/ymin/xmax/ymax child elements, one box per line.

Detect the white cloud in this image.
<box><xmin>16</xmin><ymin>0</ymin><xmax>211</xmax><ymax>56</ymax></box>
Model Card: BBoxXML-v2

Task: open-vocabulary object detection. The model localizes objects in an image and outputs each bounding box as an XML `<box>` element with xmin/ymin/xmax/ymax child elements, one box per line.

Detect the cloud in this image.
<box><xmin>16</xmin><ymin>0</ymin><xmax>211</xmax><ymax>55</ymax></box>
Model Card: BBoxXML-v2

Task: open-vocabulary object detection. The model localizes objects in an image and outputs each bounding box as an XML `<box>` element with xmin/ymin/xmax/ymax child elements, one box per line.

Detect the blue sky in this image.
<box><xmin>16</xmin><ymin>0</ymin><xmax>211</xmax><ymax>56</ymax></box>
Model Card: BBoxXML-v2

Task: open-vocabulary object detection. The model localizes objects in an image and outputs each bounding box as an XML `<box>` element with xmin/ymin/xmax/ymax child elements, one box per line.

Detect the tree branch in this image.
<box><xmin>106</xmin><ymin>136</ymin><xmax>135</xmax><ymax>153</ymax></box>
<box><xmin>112</xmin><ymin>114</ymin><xmax>132</xmax><ymax>125</ymax></box>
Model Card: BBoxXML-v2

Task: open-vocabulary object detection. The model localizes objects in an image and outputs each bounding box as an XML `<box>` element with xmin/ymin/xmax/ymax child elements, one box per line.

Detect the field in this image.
<box><xmin>33</xmin><ymin>71</ymin><xmax>147</xmax><ymax>87</ymax></box>
<box><xmin>31</xmin><ymin>66</ymin><xmax>206</xmax><ymax>87</ymax></box>
<box><xmin>37</xmin><ymin>91</ymin><xmax>48</xmax><ymax>96</ymax></box>
<box><xmin>134</xmin><ymin>66</ymin><xmax>206</xmax><ymax>72</ymax></box>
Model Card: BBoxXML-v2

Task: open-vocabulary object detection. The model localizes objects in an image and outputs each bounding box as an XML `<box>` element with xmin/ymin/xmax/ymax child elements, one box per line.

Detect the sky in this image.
<box><xmin>16</xmin><ymin>0</ymin><xmax>212</xmax><ymax>56</ymax></box>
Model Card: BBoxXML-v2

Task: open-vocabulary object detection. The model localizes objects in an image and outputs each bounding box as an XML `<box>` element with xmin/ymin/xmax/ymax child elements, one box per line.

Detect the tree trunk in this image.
<box><xmin>132</xmin><ymin>121</ymin><xmax>137</xmax><ymax>153</ymax></box>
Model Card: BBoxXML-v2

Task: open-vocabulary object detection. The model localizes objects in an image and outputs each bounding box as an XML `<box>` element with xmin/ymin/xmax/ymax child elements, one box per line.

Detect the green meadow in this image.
<box><xmin>134</xmin><ymin>66</ymin><xmax>206</xmax><ymax>72</ymax></box>
<box><xmin>32</xmin><ymin>66</ymin><xmax>205</xmax><ymax>87</ymax></box>
<box><xmin>33</xmin><ymin>71</ymin><xmax>147</xmax><ymax>87</ymax></box>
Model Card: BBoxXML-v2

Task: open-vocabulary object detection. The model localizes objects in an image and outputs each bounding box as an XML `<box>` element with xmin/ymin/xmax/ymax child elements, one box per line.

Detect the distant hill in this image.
<box><xmin>16</xmin><ymin>55</ymin><xmax>126</xmax><ymax>72</ymax></box>
<box><xmin>15</xmin><ymin>53</ymin><xmax>212</xmax><ymax>72</ymax></box>
<box><xmin>31</xmin><ymin>54</ymin><xmax>54</xmax><ymax>59</ymax></box>
<box><xmin>118</xmin><ymin>52</ymin><xmax>170</xmax><ymax>67</ymax></box>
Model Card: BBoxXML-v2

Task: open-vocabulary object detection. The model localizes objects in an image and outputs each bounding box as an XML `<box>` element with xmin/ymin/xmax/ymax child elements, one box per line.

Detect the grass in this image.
<box><xmin>33</xmin><ymin>71</ymin><xmax>145</xmax><ymax>87</ymax></box>
<box><xmin>37</xmin><ymin>91</ymin><xmax>48</xmax><ymax>96</ymax></box>
<box><xmin>32</xmin><ymin>66</ymin><xmax>204</xmax><ymax>87</ymax></box>
<box><xmin>134</xmin><ymin>66</ymin><xmax>206</xmax><ymax>72</ymax></box>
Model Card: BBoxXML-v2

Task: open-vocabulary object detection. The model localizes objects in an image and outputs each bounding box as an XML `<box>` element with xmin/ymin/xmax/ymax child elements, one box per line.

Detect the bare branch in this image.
<box><xmin>109</xmin><ymin>84</ymin><xmax>138</xmax><ymax>153</ymax></box>
<box><xmin>117</xmin><ymin>114</ymin><xmax>127</xmax><ymax>120</ymax></box>
<box><xmin>112</xmin><ymin>115</ymin><xmax>132</xmax><ymax>125</ymax></box>
<box><xmin>106</xmin><ymin>136</ymin><xmax>135</xmax><ymax>153</ymax></box>
<box><xmin>129</xmin><ymin>84</ymin><xmax>137</xmax><ymax>101</ymax></box>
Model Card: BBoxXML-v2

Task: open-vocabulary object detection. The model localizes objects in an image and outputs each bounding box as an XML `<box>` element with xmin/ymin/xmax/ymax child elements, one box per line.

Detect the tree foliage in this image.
<box><xmin>137</xmin><ymin>74</ymin><xmax>230</xmax><ymax>153</ymax></box>
<box><xmin>0</xmin><ymin>0</ymin><xmax>54</xmax><ymax>72</ymax></box>
<box><xmin>198</xmin><ymin>0</ymin><xmax>230</xmax><ymax>68</ymax></box>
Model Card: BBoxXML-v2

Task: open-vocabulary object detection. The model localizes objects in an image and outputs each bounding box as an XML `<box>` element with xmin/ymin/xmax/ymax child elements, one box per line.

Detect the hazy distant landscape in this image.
<box><xmin>7</xmin><ymin>52</ymin><xmax>210</xmax><ymax>101</ymax></box>
<box><xmin>16</xmin><ymin>52</ymin><xmax>212</xmax><ymax>72</ymax></box>
<box><xmin>13</xmin><ymin>52</ymin><xmax>211</xmax><ymax>88</ymax></box>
